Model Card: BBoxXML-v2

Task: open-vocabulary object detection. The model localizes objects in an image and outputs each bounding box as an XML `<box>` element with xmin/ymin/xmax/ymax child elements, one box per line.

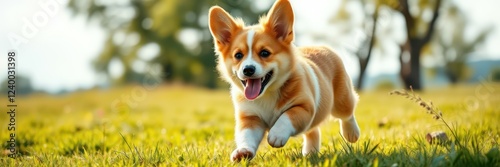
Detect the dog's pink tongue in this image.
<box><xmin>244</xmin><ymin>79</ymin><xmax>261</xmax><ymax>100</ymax></box>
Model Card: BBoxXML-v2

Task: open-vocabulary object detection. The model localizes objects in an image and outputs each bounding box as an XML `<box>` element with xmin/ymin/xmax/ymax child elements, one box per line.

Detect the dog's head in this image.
<box><xmin>208</xmin><ymin>0</ymin><xmax>296</xmax><ymax>100</ymax></box>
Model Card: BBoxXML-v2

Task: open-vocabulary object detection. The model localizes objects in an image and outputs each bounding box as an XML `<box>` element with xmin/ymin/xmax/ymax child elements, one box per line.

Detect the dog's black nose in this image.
<box><xmin>243</xmin><ymin>65</ymin><xmax>256</xmax><ymax>76</ymax></box>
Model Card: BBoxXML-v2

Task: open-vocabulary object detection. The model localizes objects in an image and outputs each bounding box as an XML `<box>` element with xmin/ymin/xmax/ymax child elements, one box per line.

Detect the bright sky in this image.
<box><xmin>0</xmin><ymin>0</ymin><xmax>499</xmax><ymax>93</ymax></box>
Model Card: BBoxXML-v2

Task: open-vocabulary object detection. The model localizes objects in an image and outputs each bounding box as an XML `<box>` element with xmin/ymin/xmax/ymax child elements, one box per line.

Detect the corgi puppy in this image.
<box><xmin>208</xmin><ymin>0</ymin><xmax>360</xmax><ymax>162</ymax></box>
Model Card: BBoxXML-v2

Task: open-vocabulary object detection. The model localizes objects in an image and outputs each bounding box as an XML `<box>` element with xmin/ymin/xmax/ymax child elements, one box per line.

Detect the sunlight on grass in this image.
<box><xmin>1</xmin><ymin>84</ymin><xmax>499</xmax><ymax>166</ymax></box>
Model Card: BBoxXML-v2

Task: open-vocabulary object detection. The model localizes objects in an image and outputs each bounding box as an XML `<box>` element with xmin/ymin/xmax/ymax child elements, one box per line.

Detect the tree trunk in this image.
<box><xmin>397</xmin><ymin>0</ymin><xmax>441</xmax><ymax>90</ymax></box>
<box><xmin>408</xmin><ymin>41</ymin><xmax>422</xmax><ymax>90</ymax></box>
<box><xmin>400</xmin><ymin>39</ymin><xmax>423</xmax><ymax>90</ymax></box>
<box><xmin>357</xmin><ymin>56</ymin><xmax>368</xmax><ymax>90</ymax></box>
<box><xmin>356</xmin><ymin>8</ymin><xmax>378</xmax><ymax>90</ymax></box>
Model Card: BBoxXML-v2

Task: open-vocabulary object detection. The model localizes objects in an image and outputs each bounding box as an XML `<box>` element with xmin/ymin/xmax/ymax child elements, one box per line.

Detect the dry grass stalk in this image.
<box><xmin>389</xmin><ymin>86</ymin><xmax>443</xmax><ymax>120</ymax></box>
<box><xmin>390</xmin><ymin>86</ymin><xmax>460</xmax><ymax>146</ymax></box>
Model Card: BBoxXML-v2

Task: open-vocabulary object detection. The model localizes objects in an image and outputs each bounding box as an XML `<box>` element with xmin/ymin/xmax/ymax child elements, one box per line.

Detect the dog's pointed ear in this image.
<box><xmin>208</xmin><ymin>6</ymin><xmax>241</xmax><ymax>46</ymax></box>
<box><xmin>265</xmin><ymin>0</ymin><xmax>294</xmax><ymax>44</ymax></box>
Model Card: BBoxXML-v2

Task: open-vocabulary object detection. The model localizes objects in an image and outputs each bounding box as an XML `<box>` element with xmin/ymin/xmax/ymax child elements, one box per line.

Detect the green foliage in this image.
<box><xmin>0</xmin><ymin>75</ymin><xmax>34</xmax><ymax>95</ymax></box>
<box><xmin>67</xmin><ymin>0</ymin><xmax>269</xmax><ymax>88</ymax></box>
<box><xmin>0</xmin><ymin>84</ymin><xmax>499</xmax><ymax>166</ymax></box>
<box><xmin>490</xmin><ymin>68</ymin><xmax>500</xmax><ymax>82</ymax></box>
<box><xmin>431</xmin><ymin>3</ymin><xmax>493</xmax><ymax>84</ymax></box>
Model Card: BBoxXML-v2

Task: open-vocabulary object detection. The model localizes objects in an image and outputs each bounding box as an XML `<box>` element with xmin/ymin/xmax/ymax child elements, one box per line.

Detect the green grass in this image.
<box><xmin>1</xmin><ymin>84</ymin><xmax>499</xmax><ymax>166</ymax></box>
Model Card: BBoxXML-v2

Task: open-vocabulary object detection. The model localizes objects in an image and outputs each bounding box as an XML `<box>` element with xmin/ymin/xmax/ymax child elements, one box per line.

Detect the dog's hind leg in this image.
<box><xmin>331</xmin><ymin>77</ymin><xmax>360</xmax><ymax>143</ymax></box>
<box><xmin>339</xmin><ymin>115</ymin><xmax>360</xmax><ymax>143</ymax></box>
<box><xmin>302</xmin><ymin>127</ymin><xmax>321</xmax><ymax>155</ymax></box>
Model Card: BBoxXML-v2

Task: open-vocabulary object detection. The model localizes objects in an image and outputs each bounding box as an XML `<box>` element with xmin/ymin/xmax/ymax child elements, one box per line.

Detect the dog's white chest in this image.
<box><xmin>233</xmin><ymin>92</ymin><xmax>284</xmax><ymax>128</ymax></box>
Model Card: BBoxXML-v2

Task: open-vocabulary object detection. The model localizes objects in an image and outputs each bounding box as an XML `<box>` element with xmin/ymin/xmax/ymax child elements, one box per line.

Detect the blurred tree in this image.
<box><xmin>392</xmin><ymin>0</ymin><xmax>442</xmax><ymax>90</ymax></box>
<box><xmin>491</xmin><ymin>68</ymin><xmax>500</xmax><ymax>82</ymax></box>
<box><xmin>431</xmin><ymin>4</ymin><xmax>492</xmax><ymax>84</ymax></box>
<box><xmin>356</xmin><ymin>6</ymin><xmax>378</xmax><ymax>90</ymax></box>
<box><xmin>331</xmin><ymin>0</ymin><xmax>442</xmax><ymax>90</ymax></box>
<box><xmin>327</xmin><ymin>0</ymin><xmax>381</xmax><ymax>90</ymax></box>
<box><xmin>67</xmin><ymin>0</ymin><xmax>268</xmax><ymax>88</ymax></box>
<box><xmin>0</xmin><ymin>75</ymin><xmax>34</xmax><ymax>95</ymax></box>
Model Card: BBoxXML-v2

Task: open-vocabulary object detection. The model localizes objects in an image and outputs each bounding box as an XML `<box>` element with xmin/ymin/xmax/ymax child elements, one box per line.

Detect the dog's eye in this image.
<box><xmin>234</xmin><ymin>52</ymin><xmax>243</xmax><ymax>60</ymax></box>
<box><xmin>259</xmin><ymin>49</ymin><xmax>271</xmax><ymax>58</ymax></box>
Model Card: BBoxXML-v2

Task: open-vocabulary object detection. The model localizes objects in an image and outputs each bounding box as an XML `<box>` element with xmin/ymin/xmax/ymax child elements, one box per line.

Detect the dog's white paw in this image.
<box><xmin>267</xmin><ymin>130</ymin><xmax>291</xmax><ymax>148</ymax></box>
<box><xmin>231</xmin><ymin>147</ymin><xmax>255</xmax><ymax>162</ymax></box>
<box><xmin>268</xmin><ymin>114</ymin><xmax>295</xmax><ymax>147</ymax></box>
<box><xmin>341</xmin><ymin>117</ymin><xmax>360</xmax><ymax>143</ymax></box>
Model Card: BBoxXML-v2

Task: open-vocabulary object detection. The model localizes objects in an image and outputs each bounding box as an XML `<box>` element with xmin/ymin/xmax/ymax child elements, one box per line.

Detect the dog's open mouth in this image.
<box><xmin>240</xmin><ymin>70</ymin><xmax>273</xmax><ymax>100</ymax></box>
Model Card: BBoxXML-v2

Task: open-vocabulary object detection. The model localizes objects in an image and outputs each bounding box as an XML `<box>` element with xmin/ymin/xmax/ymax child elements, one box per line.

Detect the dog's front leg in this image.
<box><xmin>268</xmin><ymin>105</ymin><xmax>313</xmax><ymax>148</ymax></box>
<box><xmin>231</xmin><ymin>114</ymin><xmax>265</xmax><ymax>162</ymax></box>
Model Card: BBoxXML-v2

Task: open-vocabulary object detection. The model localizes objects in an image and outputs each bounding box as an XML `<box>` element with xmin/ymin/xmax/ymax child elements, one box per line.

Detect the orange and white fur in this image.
<box><xmin>208</xmin><ymin>0</ymin><xmax>360</xmax><ymax>162</ymax></box>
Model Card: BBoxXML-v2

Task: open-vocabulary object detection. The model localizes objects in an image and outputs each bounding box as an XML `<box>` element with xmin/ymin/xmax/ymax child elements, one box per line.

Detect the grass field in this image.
<box><xmin>1</xmin><ymin>83</ymin><xmax>499</xmax><ymax>166</ymax></box>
